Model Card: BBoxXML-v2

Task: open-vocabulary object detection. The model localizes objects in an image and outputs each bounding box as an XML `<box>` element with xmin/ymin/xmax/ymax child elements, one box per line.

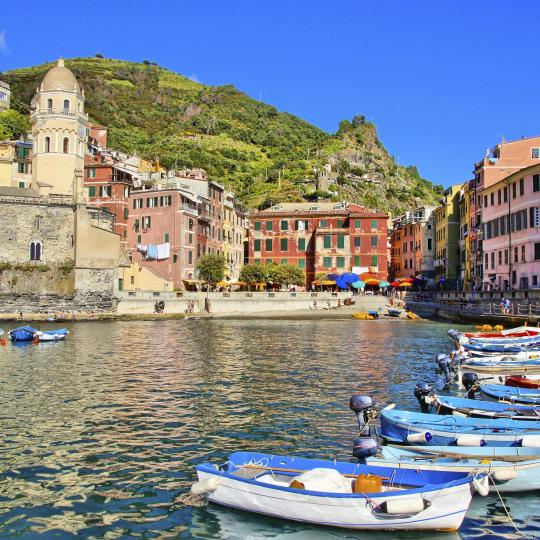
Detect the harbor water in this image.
<box><xmin>0</xmin><ymin>319</ymin><xmax>538</xmax><ymax>539</ymax></box>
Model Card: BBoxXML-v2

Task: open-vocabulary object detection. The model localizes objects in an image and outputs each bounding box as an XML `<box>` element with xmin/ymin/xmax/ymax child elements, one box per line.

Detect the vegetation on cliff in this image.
<box><xmin>3</xmin><ymin>57</ymin><xmax>443</xmax><ymax>213</ymax></box>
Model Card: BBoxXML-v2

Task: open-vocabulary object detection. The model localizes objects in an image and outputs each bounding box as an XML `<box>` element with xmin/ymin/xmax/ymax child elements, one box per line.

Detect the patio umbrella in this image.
<box><xmin>400</xmin><ymin>277</ymin><xmax>414</xmax><ymax>283</ymax></box>
<box><xmin>364</xmin><ymin>278</ymin><xmax>380</xmax><ymax>286</ymax></box>
<box><xmin>336</xmin><ymin>278</ymin><xmax>349</xmax><ymax>289</ymax></box>
<box><xmin>339</xmin><ymin>272</ymin><xmax>361</xmax><ymax>285</ymax></box>
<box><xmin>391</xmin><ymin>281</ymin><xmax>400</xmax><ymax>287</ymax></box>
<box><xmin>399</xmin><ymin>281</ymin><xmax>412</xmax><ymax>287</ymax></box>
<box><xmin>352</xmin><ymin>280</ymin><xmax>365</xmax><ymax>289</ymax></box>
<box><xmin>379</xmin><ymin>280</ymin><xmax>390</xmax><ymax>288</ymax></box>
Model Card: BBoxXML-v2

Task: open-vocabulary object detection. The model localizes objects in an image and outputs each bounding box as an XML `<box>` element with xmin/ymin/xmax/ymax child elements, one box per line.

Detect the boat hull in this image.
<box><xmin>506</xmin><ymin>376</ymin><xmax>540</xmax><ymax>389</ymax></box>
<box><xmin>371</xmin><ymin>447</ymin><xmax>540</xmax><ymax>492</ymax></box>
<box><xmin>196</xmin><ymin>469</ymin><xmax>473</xmax><ymax>531</ymax></box>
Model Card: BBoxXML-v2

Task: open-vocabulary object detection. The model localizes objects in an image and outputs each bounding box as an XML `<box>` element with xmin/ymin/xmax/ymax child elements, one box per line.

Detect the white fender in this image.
<box><xmin>424</xmin><ymin>396</ymin><xmax>435</xmax><ymax>404</ymax></box>
<box><xmin>473</xmin><ymin>476</ymin><xmax>489</xmax><ymax>496</ymax></box>
<box><xmin>191</xmin><ymin>476</ymin><xmax>220</xmax><ymax>495</ymax></box>
<box><xmin>493</xmin><ymin>468</ymin><xmax>518</xmax><ymax>482</ymax></box>
<box><xmin>452</xmin><ymin>410</ymin><xmax>468</xmax><ymax>417</ymax></box>
<box><xmin>456</xmin><ymin>435</ymin><xmax>486</xmax><ymax>446</ymax></box>
<box><xmin>383</xmin><ymin>495</ymin><xmax>426</xmax><ymax>514</ymax></box>
<box><xmin>407</xmin><ymin>431</ymin><xmax>432</xmax><ymax>443</ymax></box>
<box><xmin>520</xmin><ymin>435</ymin><xmax>540</xmax><ymax>447</ymax></box>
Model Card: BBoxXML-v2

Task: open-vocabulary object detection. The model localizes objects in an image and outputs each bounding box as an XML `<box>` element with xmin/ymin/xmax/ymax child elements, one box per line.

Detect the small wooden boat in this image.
<box><xmin>457</xmin><ymin>358</ymin><xmax>540</xmax><ymax>385</ymax></box>
<box><xmin>506</xmin><ymin>376</ymin><xmax>540</xmax><ymax>389</ymax></box>
<box><xmin>430</xmin><ymin>394</ymin><xmax>540</xmax><ymax>420</ymax></box>
<box><xmin>8</xmin><ymin>326</ymin><xmax>38</xmax><ymax>342</ymax></box>
<box><xmin>480</xmin><ymin>384</ymin><xmax>540</xmax><ymax>405</ymax></box>
<box><xmin>193</xmin><ymin>451</ymin><xmax>484</xmax><ymax>531</ymax></box>
<box><xmin>407</xmin><ymin>311</ymin><xmax>420</xmax><ymax>320</ymax></box>
<box><xmin>380</xmin><ymin>404</ymin><xmax>540</xmax><ymax>447</ymax></box>
<box><xmin>34</xmin><ymin>328</ymin><xmax>69</xmax><ymax>342</ymax></box>
<box><xmin>371</xmin><ymin>445</ymin><xmax>540</xmax><ymax>493</ymax></box>
<box><xmin>387</xmin><ymin>308</ymin><xmax>402</xmax><ymax>318</ymax></box>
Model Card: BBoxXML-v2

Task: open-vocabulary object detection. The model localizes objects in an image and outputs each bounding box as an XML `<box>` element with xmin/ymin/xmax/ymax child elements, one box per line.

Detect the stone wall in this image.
<box><xmin>0</xmin><ymin>265</ymin><xmax>74</xmax><ymax>295</ymax></box>
<box><xmin>0</xmin><ymin>195</ymin><xmax>74</xmax><ymax>264</ymax></box>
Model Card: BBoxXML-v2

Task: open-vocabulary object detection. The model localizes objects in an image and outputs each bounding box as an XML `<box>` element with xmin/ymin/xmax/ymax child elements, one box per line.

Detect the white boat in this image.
<box><xmin>34</xmin><ymin>328</ymin><xmax>69</xmax><ymax>342</ymax></box>
<box><xmin>369</xmin><ymin>445</ymin><xmax>540</xmax><ymax>493</ymax></box>
<box><xmin>193</xmin><ymin>451</ymin><xmax>485</xmax><ymax>531</ymax></box>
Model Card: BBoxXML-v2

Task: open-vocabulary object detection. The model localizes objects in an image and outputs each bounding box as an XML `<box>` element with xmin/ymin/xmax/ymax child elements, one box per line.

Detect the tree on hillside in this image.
<box><xmin>0</xmin><ymin>110</ymin><xmax>31</xmax><ymax>141</ymax></box>
<box><xmin>197</xmin><ymin>254</ymin><xmax>226</xmax><ymax>286</ymax></box>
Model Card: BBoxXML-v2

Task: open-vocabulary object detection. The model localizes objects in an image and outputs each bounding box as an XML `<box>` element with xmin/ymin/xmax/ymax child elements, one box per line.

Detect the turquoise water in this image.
<box><xmin>0</xmin><ymin>319</ymin><xmax>537</xmax><ymax>538</ymax></box>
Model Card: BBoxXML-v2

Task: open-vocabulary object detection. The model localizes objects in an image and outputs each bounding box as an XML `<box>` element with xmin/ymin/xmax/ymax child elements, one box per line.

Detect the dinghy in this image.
<box><xmin>387</xmin><ymin>308</ymin><xmax>402</xmax><ymax>318</ymax></box>
<box><xmin>34</xmin><ymin>328</ymin><xmax>69</xmax><ymax>342</ymax></box>
<box><xmin>380</xmin><ymin>405</ymin><xmax>540</xmax><ymax>447</ymax></box>
<box><xmin>429</xmin><ymin>394</ymin><xmax>540</xmax><ymax>420</ymax></box>
<box><xmin>480</xmin><ymin>384</ymin><xmax>540</xmax><ymax>405</ymax></box>
<box><xmin>193</xmin><ymin>451</ymin><xmax>485</xmax><ymax>531</ymax></box>
<box><xmin>369</xmin><ymin>445</ymin><xmax>540</xmax><ymax>493</ymax></box>
<box><xmin>8</xmin><ymin>326</ymin><xmax>38</xmax><ymax>342</ymax></box>
<box><xmin>457</xmin><ymin>359</ymin><xmax>540</xmax><ymax>385</ymax></box>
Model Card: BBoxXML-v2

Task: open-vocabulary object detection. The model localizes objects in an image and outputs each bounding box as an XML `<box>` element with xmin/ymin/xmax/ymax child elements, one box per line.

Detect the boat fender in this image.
<box><xmin>407</xmin><ymin>431</ymin><xmax>432</xmax><ymax>443</ymax></box>
<box><xmin>424</xmin><ymin>396</ymin><xmax>435</xmax><ymax>404</ymax></box>
<box><xmin>492</xmin><ymin>468</ymin><xmax>518</xmax><ymax>482</ymax></box>
<box><xmin>191</xmin><ymin>476</ymin><xmax>220</xmax><ymax>495</ymax></box>
<box><xmin>519</xmin><ymin>436</ymin><xmax>540</xmax><ymax>447</ymax></box>
<box><xmin>352</xmin><ymin>437</ymin><xmax>379</xmax><ymax>460</ymax></box>
<box><xmin>456</xmin><ymin>435</ymin><xmax>487</xmax><ymax>447</ymax></box>
<box><xmin>452</xmin><ymin>410</ymin><xmax>468</xmax><ymax>417</ymax></box>
<box><xmin>473</xmin><ymin>476</ymin><xmax>489</xmax><ymax>496</ymax></box>
<box><xmin>378</xmin><ymin>495</ymin><xmax>428</xmax><ymax>515</ymax></box>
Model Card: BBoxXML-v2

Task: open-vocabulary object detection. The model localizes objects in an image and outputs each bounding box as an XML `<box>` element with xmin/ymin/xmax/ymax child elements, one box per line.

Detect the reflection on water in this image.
<box><xmin>0</xmin><ymin>319</ymin><xmax>535</xmax><ymax>538</ymax></box>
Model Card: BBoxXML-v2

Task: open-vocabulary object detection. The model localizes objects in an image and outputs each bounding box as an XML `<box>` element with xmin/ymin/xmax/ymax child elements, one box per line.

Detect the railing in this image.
<box><xmin>31</xmin><ymin>107</ymin><xmax>89</xmax><ymax>120</ymax></box>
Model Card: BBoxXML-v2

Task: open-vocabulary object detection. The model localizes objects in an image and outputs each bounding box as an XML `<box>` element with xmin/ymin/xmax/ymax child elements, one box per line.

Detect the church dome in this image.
<box><xmin>41</xmin><ymin>58</ymin><xmax>80</xmax><ymax>93</ymax></box>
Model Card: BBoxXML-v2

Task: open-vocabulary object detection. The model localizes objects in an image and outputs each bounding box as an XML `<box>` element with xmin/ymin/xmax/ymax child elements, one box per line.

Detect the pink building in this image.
<box><xmin>481</xmin><ymin>164</ymin><xmax>540</xmax><ymax>290</ymax></box>
<box><xmin>127</xmin><ymin>187</ymin><xmax>199</xmax><ymax>287</ymax></box>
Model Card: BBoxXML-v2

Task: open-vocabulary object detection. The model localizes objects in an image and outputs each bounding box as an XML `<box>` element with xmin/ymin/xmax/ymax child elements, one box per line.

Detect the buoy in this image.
<box><xmin>191</xmin><ymin>476</ymin><xmax>220</xmax><ymax>495</ymax></box>
<box><xmin>456</xmin><ymin>435</ymin><xmax>486</xmax><ymax>446</ymax></box>
<box><xmin>494</xmin><ymin>325</ymin><xmax>504</xmax><ymax>331</ymax></box>
<box><xmin>0</xmin><ymin>337</ymin><xmax>5</xmax><ymax>346</ymax></box>
<box><xmin>407</xmin><ymin>431</ymin><xmax>432</xmax><ymax>443</ymax></box>
<box><xmin>473</xmin><ymin>476</ymin><xmax>490</xmax><ymax>496</ymax></box>
<box><xmin>493</xmin><ymin>468</ymin><xmax>518</xmax><ymax>482</ymax></box>
<box><xmin>520</xmin><ymin>435</ymin><xmax>540</xmax><ymax>447</ymax></box>
<box><xmin>380</xmin><ymin>495</ymin><xmax>426</xmax><ymax>515</ymax></box>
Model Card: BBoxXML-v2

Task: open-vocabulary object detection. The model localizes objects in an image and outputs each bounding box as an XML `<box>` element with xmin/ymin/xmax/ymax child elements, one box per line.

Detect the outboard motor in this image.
<box><xmin>413</xmin><ymin>382</ymin><xmax>433</xmax><ymax>413</ymax></box>
<box><xmin>462</xmin><ymin>372</ymin><xmax>479</xmax><ymax>398</ymax></box>
<box><xmin>352</xmin><ymin>437</ymin><xmax>379</xmax><ymax>462</ymax></box>
<box><xmin>349</xmin><ymin>395</ymin><xmax>376</xmax><ymax>435</ymax></box>
<box><xmin>436</xmin><ymin>354</ymin><xmax>455</xmax><ymax>384</ymax></box>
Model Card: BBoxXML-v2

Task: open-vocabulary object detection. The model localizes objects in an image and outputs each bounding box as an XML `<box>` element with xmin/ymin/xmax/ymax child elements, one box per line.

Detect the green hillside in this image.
<box><xmin>2</xmin><ymin>57</ymin><xmax>442</xmax><ymax>213</ymax></box>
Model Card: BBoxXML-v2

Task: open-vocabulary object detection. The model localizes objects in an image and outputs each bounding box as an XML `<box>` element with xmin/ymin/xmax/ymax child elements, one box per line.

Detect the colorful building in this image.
<box><xmin>248</xmin><ymin>202</ymin><xmax>388</xmax><ymax>285</ymax></box>
<box><xmin>391</xmin><ymin>207</ymin><xmax>436</xmax><ymax>283</ymax></box>
<box><xmin>433</xmin><ymin>185</ymin><xmax>461</xmax><ymax>289</ymax></box>
<box><xmin>481</xmin><ymin>165</ymin><xmax>540</xmax><ymax>290</ymax></box>
<box><xmin>0</xmin><ymin>140</ymin><xmax>33</xmax><ymax>188</ymax></box>
<box><xmin>0</xmin><ymin>80</ymin><xmax>10</xmax><ymax>111</ymax></box>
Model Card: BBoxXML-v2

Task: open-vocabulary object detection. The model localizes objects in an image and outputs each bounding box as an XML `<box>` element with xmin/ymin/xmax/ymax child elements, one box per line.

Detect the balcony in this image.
<box><xmin>31</xmin><ymin>107</ymin><xmax>88</xmax><ymax>122</ymax></box>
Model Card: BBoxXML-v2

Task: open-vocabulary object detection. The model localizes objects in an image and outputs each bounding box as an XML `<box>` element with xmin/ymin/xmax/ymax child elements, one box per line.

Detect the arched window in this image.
<box><xmin>63</xmin><ymin>137</ymin><xmax>69</xmax><ymax>154</ymax></box>
<box><xmin>47</xmin><ymin>98</ymin><xmax>53</xmax><ymax>110</ymax></box>
<box><xmin>44</xmin><ymin>137</ymin><xmax>50</xmax><ymax>153</ymax></box>
<box><xmin>30</xmin><ymin>242</ymin><xmax>42</xmax><ymax>261</ymax></box>
<box><xmin>63</xmin><ymin>99</ymin><xmax>70</xmax><ymax>111</ymax></box>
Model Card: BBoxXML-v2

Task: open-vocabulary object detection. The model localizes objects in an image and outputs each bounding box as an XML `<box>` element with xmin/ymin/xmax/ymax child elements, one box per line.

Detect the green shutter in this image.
<box><xmin>354</xmin><ymin>219</ymin><xmax>361</xmax><ymax>228</ymax></box>
<box><xmin>371</xmin><ymin>220</ymin><xmax>378</xmax><ymax>229</ymax></box>
<box><xmin>324</xmin><ymin>235</ymin><xmax>331</xmax><ymax>248</ymax></box>
<box><xmin>281</xmin><ymin>220</ymin><xmax>288</xmax><ymax>230</ymax></box>
<box><xmin>354</xmin><ymin>255</ymin><xmax>360</xmax><ymax>266</ymax></box>
<box><xmin>337</xmin><ymin>235</ymin><xmax>345</xmax><ymax>249</ymax></box>
<box><xmin>323</xmin><ymin>256</ymin><xmax>332</xmax><ymax>268</ymax></box>
<box><xmin>254</xmin><ymin>221</ymin><xmax>261</xmax><ymax>231</ymax></box>
<box><xmin>265</xmin><ymin>239</ymin><xmax>273</xmax><ymax>251</ymax></box>
<box><xmin>164</xmin><ymin>233</ymin><xmax>170</xmax><ymax>243</ymax></box>
<box><xmin>280</xmin><ymin>238</ymin><xmax>288</xmax><ymax>251</ymax></box>
<box><xmin>371</xmin><ymin>236</ymin><xmax>378</xmax><ymax>247</ymax></box>
<box><xmin>88</xmin><ymin>186</ymin><xmax>96</xmax><ymax>197</ymax></box>
<box><xmin>337</xmin><ymin>256</ymin><xmax>345</xmax><ymax>268</ymax></box>
<box><xmin>254</xmin><ymin>239</ymin><xmax>261</xmax><ymax>251</ymax></box>
<box><xmin>371</xmin><ymin>255</ymin><xmax>378</xmax><ymax>266</ymax></box>
<box><xmin>281</xmin><ymin>259</ymin><xmax>288</xmax><ymax>265</ymax></box>
<box><xmin>337</xmin><ymin>219</ymin><xmax>344</xmax><ymax>228</ymax></box>
<box><xmin>298</xmin><ymin>258</ymin><xmax>305</xmax><ymax>268</ymax></box>
<box><xmin>266</xmin><ymin>221</ymin><xmax>273</xmax><ymax>231</ymax></box>
<box><xmin>298</xmin><ymin>238</ymin><xmax>306</xmax><ymax>251</ymax></box>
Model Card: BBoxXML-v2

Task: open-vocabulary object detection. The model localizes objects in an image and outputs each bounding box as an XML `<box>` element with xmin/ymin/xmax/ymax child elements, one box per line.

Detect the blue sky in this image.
<box><xmin>0</xmin><ymin>1</ymin><xmax>537</xmax><ymax>187</ymax></box>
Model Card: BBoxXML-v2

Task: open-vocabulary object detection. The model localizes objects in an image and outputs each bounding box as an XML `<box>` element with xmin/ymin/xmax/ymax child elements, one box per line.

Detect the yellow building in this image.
<box><xmin>0</xmin><ymin>141</ymin><xmax>33</xmax><ymax>188</ymax></box>
<box><xmin>30</xmin><ymin>58</ymin><xmax>88</xmax><ymax>196</ymax></box>
<box><xmin>458</xmin><ymin>180</ymin><xmax>475</xmax><ymax>292</ymax></box>
<box><xmin>119</xmin><ymin>262</ymin><xmax>173</xmax><ymax>291</ymax></box>
<box><xmin>434</xmin><ymin>184</ymin><xmax>462</xmax><ymax>289</ymax></box>
<box><xmin>222</xmin><ymin>191</ymin><xmax>235</xmax><ymax>278</ymax></box>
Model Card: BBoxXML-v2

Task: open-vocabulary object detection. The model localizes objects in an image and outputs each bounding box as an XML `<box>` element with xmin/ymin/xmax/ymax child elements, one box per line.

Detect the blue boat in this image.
<box><xmin>192</xmin><ymin>451</ymin><xmax>485</xmax><ymax>531</ymax></box>
<box><xmin>431</xmin><ymin>394</ymin><xmax>540</xmax><ymax>420</ymax></box>
<box><xmin>380</xmin><ymin>405</ymin><xmax>540</xmax><ymax>447</ymax></box>
<box><xmin>387</xmin><ymin>308</ymin><xmax>402</xmax><ymax>317</ymax></box>
<box><xmin>480</xmin><ymin>384</ymin><xmax>540</xmax><ymax>405</ymax></box>
<box><xmin>370</xmin><ymin>445</ymin><xmax>540</xmax><ymax>493</ymax></box>
<box><xmin>367</xmin><ymin>310</ymin><xmax>380</xmax><ymax>318</ymax></box>
<box><xmin>8</xmin><ymin>326</ymin><xmax>38</xmax><ymax>342</ymax></box>
<box><xmin>464</xmin><ymin>339</ymin><xmax>540</xmax><ymax>353</ymax></box>
<box><xmin>35</xmin><ymin>328</ymin><xmax>69</xmax><ymax>342</ymax></box>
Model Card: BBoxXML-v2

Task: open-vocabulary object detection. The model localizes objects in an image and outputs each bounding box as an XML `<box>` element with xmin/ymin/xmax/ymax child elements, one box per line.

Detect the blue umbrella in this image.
<box><xmin>352</xmin><ymin>280</ymin><xmax>365</xmax><ymax>289</ymax></box>
<box><xmin>339</xmin><ymin>272</ymin><xmax>361</xmax><ymax>285</ymax></box>
<box><xmin>379</xmin><ymin>280</ymin><xmax>390</xmax><ymax>288</ymax></box>
<box><xmin>336</xmin><ymin>279</ymin><xmax>349</xmax><ymax>289</ymax></box>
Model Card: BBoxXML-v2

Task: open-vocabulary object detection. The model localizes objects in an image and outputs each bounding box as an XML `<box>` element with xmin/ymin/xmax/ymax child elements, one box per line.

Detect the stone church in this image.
<box><xmin>0</xmin><ymin>59</ymin><xmax>127</xmax><ymax>311</ymax></box>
